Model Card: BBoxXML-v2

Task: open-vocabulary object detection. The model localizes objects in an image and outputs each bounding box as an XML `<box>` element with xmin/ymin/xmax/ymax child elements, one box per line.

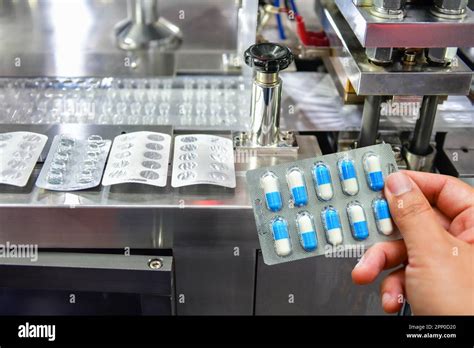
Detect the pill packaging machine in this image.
<box><xmin>0</xmin><ymin>0</ymin><xmax>473</xmax><ymax>316</ymax></box>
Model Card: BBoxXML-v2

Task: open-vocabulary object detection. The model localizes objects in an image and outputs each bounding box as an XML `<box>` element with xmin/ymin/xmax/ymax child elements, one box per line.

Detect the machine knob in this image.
<box><xmin>244</xmin><ymin>43</ymin><xmax>294</xmax><ymax>73</ymax></box>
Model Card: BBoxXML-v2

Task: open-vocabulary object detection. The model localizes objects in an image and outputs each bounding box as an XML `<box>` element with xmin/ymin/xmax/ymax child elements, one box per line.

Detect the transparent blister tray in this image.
<box><xmin>102</xmin><ymin>131</ymin><xmax>171</xmax><ymax>187</ymax></box>
<box><xmin>246</xmin><ymin>144</ymin><xmax>402</xmax><ymax>265</ymax></box>
<box><xmin>0</xmin><ymin>131</ymin><xmax>48</xmax><ymax>187</ymax></box>
<box><xmin>171</xmin><ymin>134</ymin><xmax>236</xmax><ymax>188</ymax></box>
<box><xmin>36</xmin><ymin>134</ymin><xmax>111</xmax><ymax>191</ymax></box>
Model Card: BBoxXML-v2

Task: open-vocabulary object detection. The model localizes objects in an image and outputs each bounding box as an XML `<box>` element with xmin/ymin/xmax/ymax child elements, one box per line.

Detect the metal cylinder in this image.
<box><xmin>250</xmin><ymin>75</ymin><xmax>282</xmax><ymax>146</ymax></box>
<box><xmin>115</xmin><ymin>0</ymin><xmax>181</xmax><ymax>51</ymax></box>
<box><xmin>129</xmin><ymin>0</ymin><xmax>159</xmax><ymax>25</ymax></box>
<box><xmin>403</xmin><ymin>145</ymin><xmax>436</xmax><ymax>172</ymax></box>
<box><xmin>358</xmin><ymin>96</ymin><xmax>384</xmax><ymax>148</ymax></box>
<box><xmin>409</xmin><ymin>96</ymin><xmax>439</xmax><ymax>156</ymax></box>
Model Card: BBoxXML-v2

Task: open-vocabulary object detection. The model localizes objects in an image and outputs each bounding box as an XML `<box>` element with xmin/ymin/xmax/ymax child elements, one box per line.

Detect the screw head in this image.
<box><xmin>148</xmin><ymin>258</ymin><xmax>163</xmax><ymax>269</ymax></box>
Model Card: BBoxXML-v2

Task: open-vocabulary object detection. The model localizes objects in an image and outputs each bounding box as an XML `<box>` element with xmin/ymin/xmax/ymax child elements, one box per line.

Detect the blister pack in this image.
<box><xmin>102</xmin><ymin>131</ymin><xmax>171</xmax><ymax>187</ymax></box>
<box><xmin>246</xmin><ymin>143</ymin><xmax>401</xmax><ymax>265</ymax></box>
<box><xmin>36</xmin><ymin>134</ymin><xmax>111</xmax><ymax>191</ymax></box>
<box><xmin>0</xmin><ymin>132</ymin><xmax>48</xmax><ymax>187</ymax></box>
<box><xmin>171</xmin><ymin>134</ymin><xmax>236</xmax><ymax>188</ymax></box>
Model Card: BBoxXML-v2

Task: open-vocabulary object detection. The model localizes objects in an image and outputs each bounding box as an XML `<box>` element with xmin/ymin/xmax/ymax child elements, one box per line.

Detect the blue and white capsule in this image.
<box><xmin>321</xmin><ymin>206</ymin><xmax>343</xmax><ymax>246</ymax></box>
<box><xmin>338</xmin><ymin>158</ymin><xmax>359</xmax><ymax>196</ymax></box>
<box><xmin>373</xmin><ymin>198</ymin><xmax>393</xmax><ymax>235</ymax></box>
<box><xmin>313</xmin><ymin>162</ymin><xmax>334</xmax><ymax>201</ymax></box>
<box><xmin>296</xmin><ymin>212</ymin><xmax>318</xmax><ymax>252</ymax></box>
<box><xmin>363</xmin><ymin>153</ymin><xmax>384</xmax><ymax>191</ymax></box>
<box><xmin>261</xmin><ymin>172</ymin><xmax>282</xmax><ymax>212</ymax></box>
<box><xmin>271</xmin><ymin>217</ymin><xmax>292</xmax><ymax>257</ymax></box>
<box><xmin>347</xmin><ymin>202</ymin><xmax>369</xmax><ymax>241</ymax></box>
<box><xmin>287</xmin><ymin>167</ymin><xmax>308</xmax><ymax>207</ymax></box>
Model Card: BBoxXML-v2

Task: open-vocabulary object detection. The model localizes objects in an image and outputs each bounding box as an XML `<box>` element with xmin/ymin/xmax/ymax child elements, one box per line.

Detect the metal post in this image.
<box><xmin>409</xmin><ymin>96</ymin><xmax>439</xmax><ymax>156</ymax></box>
<box><xmin>358</xmin><ymin>95</ymin><xmax>383</xmax><ymax>148</ymax></box>
<box><xmin>244</xmin><ymin>43</ymin><xmax>294</xmax><ymax>147</ymax></box>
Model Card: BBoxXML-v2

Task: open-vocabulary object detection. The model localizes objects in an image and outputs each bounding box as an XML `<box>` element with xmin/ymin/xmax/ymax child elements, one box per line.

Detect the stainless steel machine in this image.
<box><xmin>0</xmin><ymin>0</ymin><xmax>472</xmax><ymax>315</ymax></box>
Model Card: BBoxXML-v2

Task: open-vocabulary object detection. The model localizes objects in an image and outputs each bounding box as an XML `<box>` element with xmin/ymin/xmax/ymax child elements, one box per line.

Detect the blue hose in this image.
<box><xmin>275</xmin><ymin>0</ymin><xmax>286</xmax><ymax>40</ymax></box>
<box><xmin>289</xmin><ymin>0</ymin><xmax>299</xmax><ymax>16</ymax></box>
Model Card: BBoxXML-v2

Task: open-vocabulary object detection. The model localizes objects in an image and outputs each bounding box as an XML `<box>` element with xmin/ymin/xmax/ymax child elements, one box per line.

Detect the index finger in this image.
<box><xmin>401</xmin><ymin>170</ymin><xmax>474</xmax><ymax>220</ymax></box>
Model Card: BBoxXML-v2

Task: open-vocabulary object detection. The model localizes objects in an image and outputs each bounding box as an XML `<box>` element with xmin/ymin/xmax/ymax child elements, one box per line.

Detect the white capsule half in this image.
<box><xmin>378</xmin><ymin>219</ymin><xmax>393</xmax><ymax>235</ymax></box>
<box><xmin>348</xmin><ymin>204</ymin><xmax>365</xmax><ymax>223</ymax></box>
<box><xmin>327</xmin><ymin>228</ymin><xmax>343</xmax><ymax>246</ymax></box>
<box><xmin>366</xmin><ymin>154</ymin><xmax>382</xmax><ymax>172</ymax></box>
<box><xmin>261</xmin><ymin>173</ymin><xmax>279</xmax><ymax>193</ymax></box>
<box><xmin>287</xmin><ymin>169</ymin><xmax>304</xmax><ymax>188</ymax></box>
<box><xmin>274</xmin><ymin>239</ymin><xmax>292</xmax><ymax>256</ymax></box>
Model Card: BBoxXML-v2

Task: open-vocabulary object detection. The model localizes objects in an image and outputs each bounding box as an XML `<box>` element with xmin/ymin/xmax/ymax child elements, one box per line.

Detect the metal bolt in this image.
<box><xmin>366</xmin><ymin>47</ymin><xmax>393</xmax><ymax>65</ymax></box>
<box><xmin>374</xmin><ymin>0</ymin><xmax>406</xmax><ymax>11</ymax></box>
<box><xmin>426</xmin><ymin>47</ymin><xmax>458</xmax><ymax>65</ymax></box>
<box><xmin>433</xmin><ymin>0</ymin><xmax>468</xmax><ymax>14</ymax></box>
<box><xmin>148</xmin><ymin>258</ymin><xmax>163</xmax><ymax>269</ymax></box>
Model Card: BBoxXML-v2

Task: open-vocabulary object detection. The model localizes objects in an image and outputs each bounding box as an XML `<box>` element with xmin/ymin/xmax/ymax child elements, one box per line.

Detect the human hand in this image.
<box><xmin>352</xmin><ymin>170</ymin><xmax>474</xmax><ymax>315</ymax></box>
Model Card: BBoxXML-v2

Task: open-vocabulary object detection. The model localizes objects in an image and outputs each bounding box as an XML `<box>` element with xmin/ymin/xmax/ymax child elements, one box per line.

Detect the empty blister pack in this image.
<box><xmin>0</xmin><ymin>132</ymin><xmax>48</xmax><ymax>187</ymax></box>
<box><xmin>172</xmin><ymin>134</ymin><xmax>236</xmax><ymax>188</ymax></box>
<box><xmin>36</xmin><ymin>135</ymin><xmax>111</xmax><ymax>191</ymax></box>
<box><xmin>246</xmin><ymin>143</ymin><xmax>401</xmax><ymax>265</ymax></box>
<box><xmin>102</xmin><ymin>131</ymin><xmax>171</xmax><ymax>187</ymax></box>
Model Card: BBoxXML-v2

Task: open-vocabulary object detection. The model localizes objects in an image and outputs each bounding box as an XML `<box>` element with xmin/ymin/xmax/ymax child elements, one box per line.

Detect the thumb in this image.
<box><xmin>384</xmin><ymin>171</ymin><xmax>446</xmax><ymax>252</ymax></box>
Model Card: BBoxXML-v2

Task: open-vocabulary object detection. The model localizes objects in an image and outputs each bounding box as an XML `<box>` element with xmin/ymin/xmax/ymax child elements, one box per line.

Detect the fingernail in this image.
<box><xmin>387</xmin><ymin>172</ymin><xmax>412</xmax><ymax>196</ymax></box>
<box><xmin>382</xmin><ymin>293</ymin><xmax>393</xmax><ymax>306</ymax></box>
<box><xmin>354</xmin><ymin>254</ymin><xmax>366</xmax><ymax>268</ymax></box>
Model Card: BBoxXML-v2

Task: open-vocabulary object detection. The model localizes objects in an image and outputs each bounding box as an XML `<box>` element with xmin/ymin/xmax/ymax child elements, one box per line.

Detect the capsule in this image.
<box><xmin>261</xmin><ymin>172</ymin><xmax>282</xmax><ymax>212</ymax></box>
<box><xmin>347</xmin><ymin>202</ymin><xmax>369</xmax><ymax>241</ymax></box>
<box><xmin>296</xmin><ymin>213</ymin><xmax>317</xmax><ymax>252</ymax></box>
<box><xmin>321</xmin><ymin>207</ymin><xmax>343</xmax><ymax>246</ymax></box>
<box><xmin>373</xmin><ymin>198</ymin><xmax>393</xmax><ymax>235</ymax></box>
<box><xmin>313</xmin><ymin>162</ymin><xmax>333</xmax><ymax>201</ymax></box>
<box><xmin>363</xmin><ymin>153</ymin><xmax>384</xmax><ymax>191</ymax></box>
<box><xmin>271</xmin><ymin>217</ymin><xmax>292</xmax><ymax>257</ymax></box>
<box><xmin>287</xmin><ymin>168</ymin><xmax>308</xmax><ymax>207</ymax></box>
<box><xmin>338</xmin><ymin>158</ymin><xmax>359</xmax><ymax>195</ymax></box>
